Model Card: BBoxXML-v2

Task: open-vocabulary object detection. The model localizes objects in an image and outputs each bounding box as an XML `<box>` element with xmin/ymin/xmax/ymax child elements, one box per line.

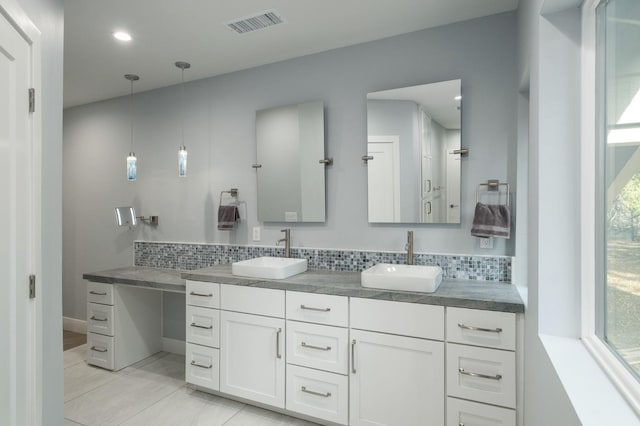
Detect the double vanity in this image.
<box><xmin>83</xmin><ymin>259</ymin><xmax>523</xmax><ymax>426</ymax></box>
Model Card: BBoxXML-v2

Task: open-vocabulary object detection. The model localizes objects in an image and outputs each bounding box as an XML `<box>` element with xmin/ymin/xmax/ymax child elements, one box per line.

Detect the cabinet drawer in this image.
<box><xmin>286</xmin><ymin>364</ymin><xmax>348</xmax><ymax>425</ymax></box>
<box><xmin>86</xmin><ymin>282</ymin><xmax>114</xmax><ymax>305</ymax></box>
<box><xmin>446</xmin><ymin>343</ymin><xmax>516</xmax><ymax>409</ymax></box>
<box><xmin>446</xmin><ymin>307</ymin><xmax>516</xmax><ymax>351</ymax></box>
<box><xmin>87</xmin><ymin>303</ymin><xmax>114</xmax><ymax>336</ymax></box>
<box><xmin>221</xmin><ymin>284</ymin><xmax>284</xmax><ymax>318</ymax></box>
<box><xmin>287</xmin><ymin>321</ymin><xmax>349</xmax><ymax>374</ymax></box>
<box><xmin>87</xmin><ymin>333</ymin><xmax>114</xmax><ymax>370</ymax></box>
<box><xmin>350</xmin><ymin>298</ymin><xmax>444</xmax><ymax>340</ymax></box>
<box><xmin>186</xmin><ymin>343</ymin><xmax>220</xmax><ymax>391</ymax></box>
<box><xmin>447</xmin><ymin>397</ymin><xmax>516</xmax><ymax>426</ymax></box>
<box><xmin>186</xmin><ymin>280</ymin><xmax>220</xmax><ymax>309</ymax></box>
<box><xmin>186</xmin><ymin>305</ymin><xmax>220</xmax><ymax>348</ymax></box>
<box><xmin>286</xmin><ymin>292</ymin><xmax>348</xmax><ymax>327</ymax></box>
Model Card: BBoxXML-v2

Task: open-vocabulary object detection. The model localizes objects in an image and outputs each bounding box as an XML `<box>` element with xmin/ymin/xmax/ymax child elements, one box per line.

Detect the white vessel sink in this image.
<box><xmin>361</xmin><ymin>263</ymin><xmax>443</xmax><ymax>293</ymax></box>
<box><xmin>232</xmin><ymin>256</ymin><xmax>308</xmax><ymax>280</ymax></box>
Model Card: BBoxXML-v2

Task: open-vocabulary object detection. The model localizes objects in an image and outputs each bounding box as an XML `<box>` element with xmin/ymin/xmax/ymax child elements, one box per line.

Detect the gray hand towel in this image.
<box><xmin>471</xmin><ymin>202</ymin><xmax>510</xmax><ymax>239</ymax></box>
<box><xmin>218</xmin><ymin>205</ymin><xmax>240</xmax><ymax>230</ymax></box>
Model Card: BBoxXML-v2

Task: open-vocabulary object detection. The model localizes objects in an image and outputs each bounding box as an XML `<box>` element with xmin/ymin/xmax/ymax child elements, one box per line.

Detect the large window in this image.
<box><xmin>599</xmin><ymin>0</ymin><xmax>640</xmax><ymax>378</ymax></box>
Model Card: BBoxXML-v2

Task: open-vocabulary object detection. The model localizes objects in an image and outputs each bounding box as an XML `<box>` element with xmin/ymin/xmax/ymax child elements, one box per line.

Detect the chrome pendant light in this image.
<box><xmin>175</xmin><ymin>61</ymin><xmax>191</xmax><ymax>177</ymax></box>
<box><xmin>124</xmin><ymin>74</ymin><xmax>140</xmax><ymax>181</ymax></box>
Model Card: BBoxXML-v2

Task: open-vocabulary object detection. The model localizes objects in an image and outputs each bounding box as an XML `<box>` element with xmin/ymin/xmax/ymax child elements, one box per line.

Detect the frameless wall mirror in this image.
<box><xmin>366</xmin><ymin>79</ymin><xmax>462</xmax><ymax>224</ymax></box>
<box><xmin>115</xmin><ymin>206</ymin><xmax>137</xmax><ymax>226</ymax></box>
<box><xmin>255</xmin><ymin>101</ymin><xmax>326</xmax><ymax>222</ymax></box>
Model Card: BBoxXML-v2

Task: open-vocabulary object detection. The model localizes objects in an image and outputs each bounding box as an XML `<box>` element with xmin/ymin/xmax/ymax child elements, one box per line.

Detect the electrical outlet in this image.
<box><xmin>252</xmin><ymin>227</ymin><xmax>261</xmax><ymax>241</ymax></box>
<box><xmin>480</xmin><ymin>237</ymin><xmax>493</xmax><ymax>249</ymax></box>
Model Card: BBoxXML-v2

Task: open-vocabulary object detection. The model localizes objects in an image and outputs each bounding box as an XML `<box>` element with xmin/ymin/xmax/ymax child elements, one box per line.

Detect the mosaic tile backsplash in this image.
<box><xmin>135</xmin><ymin>241</ymin><xmax>512</xmax><ymax>282</ymax></box>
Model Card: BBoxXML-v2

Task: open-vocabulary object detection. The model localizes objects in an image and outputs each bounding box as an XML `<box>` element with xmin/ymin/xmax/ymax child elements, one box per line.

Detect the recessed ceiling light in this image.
<box><xmin>454</xmin><ymin>95</ymin><xmax>462</xmax><ymax>100</ymax></box>
<box><xmin>113</xmin><ymin>31</ymin><xmax>132</xmax><ymax>42</ymax></box>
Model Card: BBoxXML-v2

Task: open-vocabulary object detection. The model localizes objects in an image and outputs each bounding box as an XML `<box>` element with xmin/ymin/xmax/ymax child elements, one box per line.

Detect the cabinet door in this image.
<box><xmin>350</xmin><ymin>330</ymin><xmax>444</xmax><ymax>426</ymax></box>
<box><xmin>220</xmin><ymin>310</ymin><xmax>285</xmax><ymax>408</ymax></box>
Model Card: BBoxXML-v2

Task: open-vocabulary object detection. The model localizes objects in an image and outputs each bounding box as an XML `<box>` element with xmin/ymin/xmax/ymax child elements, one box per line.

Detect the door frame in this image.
<box><xmin>0</xmin><ymin>0</ymin><xmax>42</xmax><ymax>424</ymax></box>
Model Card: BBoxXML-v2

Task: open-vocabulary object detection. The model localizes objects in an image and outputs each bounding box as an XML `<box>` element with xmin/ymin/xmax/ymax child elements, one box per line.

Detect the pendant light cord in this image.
<box><xmin>130</xmin><ymin>78</ymin><xmax>134</xmax><ymax>153</ymax></box>
<box><xmin>181</xmin><ymin>67</ymin><xmax>185</xmax><ymax>148</ymax></box>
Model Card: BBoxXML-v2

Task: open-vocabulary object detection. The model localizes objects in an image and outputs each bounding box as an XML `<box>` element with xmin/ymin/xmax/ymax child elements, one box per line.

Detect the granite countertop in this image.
<box><xmin>84</xmin><ymin>265</ymin><xmax>524</xmax><ymax>313</ymax></box>
<box><xmin>83</xmin><ymin>266</ymin><xmax>186</xmax><ymax>293</ymax></box>
<box><xmin>183</xmin><ymin>265</ymin><xmax>524</xmax><ymax>313</ymax></box>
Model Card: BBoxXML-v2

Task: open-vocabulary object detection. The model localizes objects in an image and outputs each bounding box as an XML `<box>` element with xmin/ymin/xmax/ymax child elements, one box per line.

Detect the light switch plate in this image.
<box><xmin>252</xmin><ymin>227</ymin><xmax>261</xmax><ymax>241</ymax></box>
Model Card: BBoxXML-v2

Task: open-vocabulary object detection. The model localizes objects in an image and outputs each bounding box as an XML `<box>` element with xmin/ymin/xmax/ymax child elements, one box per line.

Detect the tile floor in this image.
<box><xmin>64</xmin><ymin>345</ymin><xmax>319</xmax><ymax>426</ymax></box>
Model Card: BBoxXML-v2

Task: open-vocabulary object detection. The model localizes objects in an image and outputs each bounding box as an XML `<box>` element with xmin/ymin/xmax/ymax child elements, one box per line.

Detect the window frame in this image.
<box><xmin>582</xmin><ymin>0</ymin><xmax>640</xmax><ymax>414</ymax></box>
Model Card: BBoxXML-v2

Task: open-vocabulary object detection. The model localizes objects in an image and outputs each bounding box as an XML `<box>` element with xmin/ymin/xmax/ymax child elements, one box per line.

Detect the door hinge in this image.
<box><xmin>28</xmin><ymin>88</ymin><xmax>35</xmax><ymax>113</ymax></box>
<box><xmin>29</xmin><ymin>274</ymin><xmax>36</xmax><ymax>299</ymax></box>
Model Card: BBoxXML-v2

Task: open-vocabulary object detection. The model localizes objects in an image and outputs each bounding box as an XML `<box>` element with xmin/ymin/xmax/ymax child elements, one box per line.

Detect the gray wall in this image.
<box><xmin>14</xmin><ymin>0</ymin><xmax>64</xmax><ymax>423</ymax></box>
<box><xmin>63</xmin><ymin>13</ymin><xmax>517</xmax><ymax>321</ymax></box>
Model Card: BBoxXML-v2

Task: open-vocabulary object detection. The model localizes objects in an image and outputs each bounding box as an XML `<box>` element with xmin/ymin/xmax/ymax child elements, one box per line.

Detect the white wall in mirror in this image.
<box><xmin>367</xmin><ymin>79</ymin><xmax>461</xmax><ymax>223</ymax></box>
<box><xmin>256</xmin><ymin>101</ymin><xmax>326</xmax><ymax>222</ymax></box>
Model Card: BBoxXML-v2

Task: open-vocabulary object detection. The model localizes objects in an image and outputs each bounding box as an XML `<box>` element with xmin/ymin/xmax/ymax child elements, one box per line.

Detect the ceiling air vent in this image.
<box><xmin>226</xmin><ymin>10</ymin><xmax>284</xmax><ymax>34</ymax></box>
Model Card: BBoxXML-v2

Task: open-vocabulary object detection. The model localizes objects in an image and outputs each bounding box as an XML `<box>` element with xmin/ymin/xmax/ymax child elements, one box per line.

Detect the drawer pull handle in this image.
<box><xmin>190</xmin><ymin>360</ymin><xmax>212</xmax><ymax>369</ymax></box>
<box><xmin>458</xmin><ymin>368</ymin><xmax>502</xmax><ymax>381</ymax></box>
<box><xmin>459</xmin><ymin>423</ymin><xmax>464</xmax><ymax>426</ymax></box>
<box><xmin>89</xmin><ymin>291</ymin><xmax>107</xmax><ymax>296</ymax></box>
<box><xmin>351</xmin><ymin>339</ymin><xmax>356</xmax><ymax>374</ymax></box>
<box><xmin>301</xmin><ymin>341</ymin><xmax>331</xmax><ymax>351</ymax></box>
<box><xmin>90</xmin><ymin>316</ymin><xmax>108</xmax><ymax>322</ymax></box>
<box><xmin>300</xmin><ymin>304</ymin><xmax>331</xmax><ymax>312</ymax></box>
<box><xmin>190</xmin><ymin>322</ymin><xmax>213</xmax><ymax>330</ymax></box>
<box><xmin>458</xmin><ymin>323</ymin><xmax>503</xmax><ymax>333</ymax></box>
<box><xmin>276</xmin><ymin>328</ymin><xmax>282</xmax><ymax>359</ymax></box>
<box><xmin>190</xmin><ymin>291</ymin><xmax>213</xmax><ymax>297</ymax></box>
<box><xmin>301</xmin><ymin>386</ymin><xmax>331</xmax><ymax>398</ymax></box>
<box><xmin>90</xmin><ymin>346</ymin><xmax>107</xmax><ymax>353</ymax></box>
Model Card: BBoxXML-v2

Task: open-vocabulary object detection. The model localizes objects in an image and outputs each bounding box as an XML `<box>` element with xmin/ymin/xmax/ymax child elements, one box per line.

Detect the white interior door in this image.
<box><xmin>0</xmin><ymin>4</ymin><xmax>40</xmax><ymax>425</ymax></box>
<box><xmin>367</xmin><ymin>136</ymin><xmax>400</xmax><ymax>222</ymax></box>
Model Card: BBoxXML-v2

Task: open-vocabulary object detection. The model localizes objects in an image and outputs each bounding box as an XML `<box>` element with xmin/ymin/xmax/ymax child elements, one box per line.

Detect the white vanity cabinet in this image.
<box><xmin>219</xmin><ymin>285</ymin><xmax>286</xmax><ymax>409</ymax></box>
<box><xmin>185</xmin><ymin>280</ymin><xmax>221</xmax><ymax>390</ymax></box>
<box><xmin>181</xmin><ymin>279</ymin><xmax>522</xmax><ymax>426</ymax></box>
<box><xmin>285</xmin><ymin>292</ymin><xmax>350</xmax><ymax>425</ymax></box>
<box><xmin>86</xmin><ymin>282</ymin><xmax>162</xmax><ymax>371</ymax></box>
<box><xmin>349</xmin><ymin>298</ymin><xmax>445</xmax><ymax>426</ymax></box>
<box><xmin>445</xmin><ymin>307</ymin><xmax>518</xmax><ymax>426</ymax></box>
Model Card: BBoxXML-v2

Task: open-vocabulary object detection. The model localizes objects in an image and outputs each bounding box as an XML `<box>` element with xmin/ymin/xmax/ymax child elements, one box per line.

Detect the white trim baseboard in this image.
<box><xmin>63</xmin><ymin>316</ymin><xmax>87</xmax><ymax>334</ymax></box>
<box><xmin>162</xmin><ymin>337</ymin><xmax>185</xmax><ymax>355</ymax></box>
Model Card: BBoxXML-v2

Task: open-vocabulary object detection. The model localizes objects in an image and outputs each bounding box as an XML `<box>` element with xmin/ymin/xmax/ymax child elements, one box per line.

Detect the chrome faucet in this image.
<box><xmin>277</xmin><ymin>228</ymin><xmax>291</xmax><ymax>258</ymax></box>
<box><xmin>405</xmin><ymin>231</ymin><xmax>414</xmax><ymax>265</ymax></box>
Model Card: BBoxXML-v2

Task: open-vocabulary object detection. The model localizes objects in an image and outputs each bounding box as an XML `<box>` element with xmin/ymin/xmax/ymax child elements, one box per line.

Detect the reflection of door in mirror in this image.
<box><xmin>367</xmin><ymin>136</ymin><xmax>401</xmax><ymax>222</ymax></box>
<box><xmin>367</xmin><ymin>80</ymin><xmax>461</xmax><ymax>224</ymax></box>
<box><xmin>446</xmin><ymin>130</ymin><xmax>461</xmax><ymax>223</ymax></box>
<box><xmin>421</xmin><ymin>109</ymin><xmax>448</xmax><ymax>223</ymax></box>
